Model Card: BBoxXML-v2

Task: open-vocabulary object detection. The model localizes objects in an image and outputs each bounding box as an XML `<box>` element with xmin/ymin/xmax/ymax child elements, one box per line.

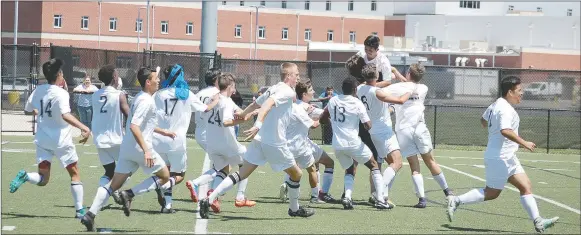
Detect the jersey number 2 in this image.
<box><xmin>99</xmin><ymin>96</ymin><xmax>108</xmax><ymax>113</ymax></box>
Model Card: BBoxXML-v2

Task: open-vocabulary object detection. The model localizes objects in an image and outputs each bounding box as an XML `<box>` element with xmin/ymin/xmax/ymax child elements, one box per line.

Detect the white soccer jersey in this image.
<box><xmin>206</xmin><ymin>95</ymin><xmax>243</xmax><ymax>155</ymax></box>
<box><xmin>253</xmin><ymin>82</ymin><xmax>296</xmax><ymax>146</ymax></box>
<box><xmin>356</xmin><ymin>84</ymin><xmax>392</xmax><ymax>134</ymax></box>
<box><xmin>91</xmin><ymin>86</ymin><xmax>124</xmax><ymax>148</ymax></box>
<box><xmin>384</xmin><ymin>82</ymin><xmax>426</xmax><ymax>131</ymax></box>
<box><xmin>328</xmin><ymin>95</ymin><xmax>370</xmax><ymax>150</ymax></box>
<box><xmin>356</xmin><ymin>50</ymin><xmax>392</xmax><ymax>82</ymax></box>
<box><xmin>482</xmin><ymin>97</ymin><xmax>520</xmax><ymax>160</ymax></box>
<box><xmin>24</xmin><ymin>84</ymin><xmax>74</xmax><ymax>150</ymax></box>
<box><xmin>153</xmin><ymin>88</ymin><xmax>207</xmax><ymax>153</ymax></box>
<box><xmin>286</xmin><ymin>102</ymin><xmax>315</xmax><ymax>155</ymax></box>
<box><xmin>194</xmin><ymin>86</ymin><xmax>220</xmax><ymax>143</ymax></box>
<box><xmin>120</xmin><ymin>91</ymin><xmax>158</xmax><ymax>153</ymax></box>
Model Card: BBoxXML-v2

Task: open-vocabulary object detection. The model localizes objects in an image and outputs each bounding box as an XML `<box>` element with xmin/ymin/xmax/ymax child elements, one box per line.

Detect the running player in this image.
<box><xmin>11</xmin><ymin>58</ymin><xmax>91</xmax><ymax>219</ymax></box>
<box><xmin>446</xmin><ymin>76</ymin><xmax>559</xmax><ymax>233</ymax></box>
<box><xmin>153</xmin><ymin>64</ymin><xmax>220</xmax><ymax>213</ymax></box>
<box><xmin>198</xmin><ymin>62</ymin><xmax>315</xmax><ymax>219</ymax></box>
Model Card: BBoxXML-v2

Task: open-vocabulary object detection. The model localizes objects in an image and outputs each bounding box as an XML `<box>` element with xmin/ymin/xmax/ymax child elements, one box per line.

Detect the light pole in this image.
<box><xmin>251</xmin><ymin>5</ymin><xmax>265</xmax><ymax>59</ymax></box>
<box><xmin>13</xmin><ymin>0</ymin><xmax>19</xmax><ymax>90</ymax></box>
<box><xmin>137</xmin><ymin>7</ymin><xmax>147</xmax><ymax>52</ymax></box>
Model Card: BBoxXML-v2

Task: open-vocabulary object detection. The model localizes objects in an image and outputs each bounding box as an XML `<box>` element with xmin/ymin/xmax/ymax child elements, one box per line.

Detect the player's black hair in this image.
<box><xmin>42</xmin><ymin>58</ymin><xmax>64</xmax><ymax>84</ymax></box>
<box><xmin>205</xmin><ymin>68</ymin><xmax>221</xmax><ymax>86</ymax></box>
<box><xmin>364</xmin><ymin>35</ymin><xmax>380</xmax><ymax>50</ymax></box>
<box><xmin>296</xmin><ymin>80</ymin><xmax>312</xmax><ymax>100</ymax></box>
<box><xmin>98</xmin><ymin>64</ymin><xmax>116</xmax><ymax>86</ymax></box>
<box><xmin>163</xmin><ymin>64</ymin><xmax>176</xmax><ymax>80</ymax></box>
<box><xmin>501</xmin><ymin>76</ymin><xmax>521</xmax><ymax>97</ymax></box>
<box><xmin>342</xmin><ymin>77</ymin><xmax>358</xmax><ymax>95</ymax></box>
<box><xmin>137</xmin><ymin>67</ymin><xmax>157</xmax><ymax>88</ymax></box>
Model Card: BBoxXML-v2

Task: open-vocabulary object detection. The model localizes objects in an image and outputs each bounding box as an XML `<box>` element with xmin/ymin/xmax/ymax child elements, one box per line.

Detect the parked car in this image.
<box><xmin>523</xmin><ymin>81</ymin><xmax>562</xmax><ymax>100</ymax></box>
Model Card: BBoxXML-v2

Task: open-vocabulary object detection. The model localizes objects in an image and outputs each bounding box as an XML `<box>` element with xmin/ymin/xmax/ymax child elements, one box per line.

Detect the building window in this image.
<box><xmin>349</xmin><ymin>31</ymin><xmax>356</xmax><ymax>43</ymax></box>
<box><xmin>567</xmin><ymin>9</ymin><xmax>573</xmax><ymax>16</ymax></box>
<box><xmin>234</xmin><ymin>25</ymin><xmax>242</xmax><ymax>38</ymax></box>
<box><xmin>53</xmin><ymin>15</ymin><xmax>62</xmax><ymax>28</ymax></box>
<box><xmin>135</xmin><ymin>19</ymin><xmax>143</xmax><ymax>32</ymax></box>
<box><xmin>260</xmin><ymin>1</ymin><xmax>265</xmax><ymax>6</ymax></box>
<box><xmin>222</xmin><ymin>1</ymin><xmax>226</xmax><ymax>5</ymax></box>
<box><xmin>372</xmin><ymin>32</ymin><xmax>378</xmax><ymax>36</ymax></box>
<box><xmin>186</xmin><ymin>22</ymin><xmax>193</xmax><ymax>35</ymax></box>
<box><xmin>460</xmin><ymin>1</ymin><xmax>480</xmax><ymax>9</ymax></box>
<box><xmin>240</xmin><ymin>1</ymin><xmax>244</xmax><ymax>6</ymax></box>
<box><xmin>325</xmin><ymin>1</ymin><xmax>331</xmax><ymax>11</ymax></box>
<box><xmin>282</xmin><ymin>1</ymin><xmax>287</xmax><ymax>9</ymax></box>
<box><xmin>109</xmin><ymin>17</ymin><xmax>117</xmax><ymax>31</ymax></box>
<box><xmin>537</xmin><ymin>7</ymin><xmax>542</xmax><ymax>12</ymax></box>
<box><xmin>348</xmin><ymin>0</ymin><xmax>354</xmax><ymax>11</ymax></box>
<box><xmin>282</xmin><ymin>27</ymin><xmax>288</xmax><ymax>40</ymax></box>
<box><xmin>508</xmin><ymin>5</ymin><xmax>514</xmax><ymax>12</ymax></box>
<box><xmin>81</xmin><ymin>16</ymin><xmax>89</xmax><ymax>30</ymax></box>
<box><xmin>304</xmin><ymin>29</ymin><xmax>311</xmax><ymax>41</ymax></box>
<box><xmin>327</xmin><ymin>30</ymin><xmax>334</xmax><ymax>41</ymax></box>
<box><xmin>371</xmin><ymin>1</ymin><xmax>377</xmax><ymax>11</ymax></box>
<box><xmin>304</xmin><ymin>1</ymin><xmax>310</xmax><ymax>10</ymax></box>
<box><xmin>161</xmin><ymin>21</ymin><xmax>169</xmax><ymax>34</ymax></box>
<box><xmin>258</xmin><ymin>26</ymin><xmax>266</xmax><ymax>39</ymax></box>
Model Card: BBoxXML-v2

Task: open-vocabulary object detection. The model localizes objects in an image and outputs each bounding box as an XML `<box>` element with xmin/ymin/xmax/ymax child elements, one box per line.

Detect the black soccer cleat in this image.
<box><xmin>80</xmin><ymin>211</ymin><xmax>95</xmax><ymax>232</ymax></box>
<box><xmin>342</xmin><ymin>197</ymin><xmax>354</xmax><ymax>210</ymax></box>
<box><xmin>414</xmin><ymin>197</ymin><xmax>427</xmax><ymax>208</ymax></box>
<box><xmin>199</xmin><ymin>198</ymin><xmax>211</xmax><ymax>219</ymax></box>
<box><xmin>112</xmin><ymin>190</ymin><xmax>123</xmax><ymax>205</ymax></box>
<box><xmin>319</xmin><ymin>192</ymin><xmax>337</xmax><ymax>204</ymax></box>
<box><xmin>119</xmin><ymin>190</ymin><xmax>133</xmax><ymax>217</ymax></box>
<box><xmin>155</xmin><ymin>188</ymin><xmax>166</xmax><ymax>208</ymax></box>
<box><xmin>288</xmin><ymin>206</ymin><xmax>315</xmax><ymax>218</ymax></box>
<box><xmin>444</xmin><ymin>188</ymin><xmax>454</xmax><ymax>197</ymax></box>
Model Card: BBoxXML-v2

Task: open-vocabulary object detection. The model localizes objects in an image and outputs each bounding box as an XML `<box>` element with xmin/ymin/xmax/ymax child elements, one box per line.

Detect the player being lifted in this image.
<box><xmin>384</xmin><ymin>64</ymin><xmax>453</xmax><ymax>208</ymax></box>
<box><xmin>446</xmin><ymin>76</ymin><xmax>559</xmax><ymax>233</ymax></box>
<box><xmin>199</xmin><ymin>62</ymin><xmax>315</xmax><ymax>219</ymax></box>
<box><xmin>320</xmin><ymin>78</ymin><xmax>391</xmax><ymax>210</ymax></box>
<box><xmin>11</xmin><ymin>58</ymin><xmax>91</xmax><ymax>219</ymax></box>
<box><xmin>203</xmin><ymin>73</ymin><xmax>257</xmax><ymax>213</ymax></box>
<box><xmin>81</xmin><ymin>67</ymin><xmax>177</xmax><ymax>231</ymax></box>
<box><xmin>153</xmin><ymin>64</ymin><xmax>220</xmax><ymax>213</ymax></box>
<box><xmin>90</xmin><ymin>65</ymin><xmax>130</xmax><ymax>206</ymax></box>
<box><xmin>279</xmin><ymin>80</ymin><xmax>337</xmax><ymax>204</ymax></box>
<box><xmin>356</xmin><ymin>63</ymin><xmax>410</xmax><ymax>208</ymax></box>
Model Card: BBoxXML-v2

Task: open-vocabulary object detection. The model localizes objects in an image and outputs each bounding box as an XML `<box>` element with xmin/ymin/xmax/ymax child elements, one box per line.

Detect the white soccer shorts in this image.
<box><xmin>97</xmin><ymin>146</ymin><xmax>121</xmax><ymax>166</ymax></box>
<box><xmin>36</xmin><ymin>144</ymin><xmax>79</xmax><ymax>168</ymax></box>
<box><xmin>243</xmin><ymin>140</ymin><xmax>296</xmax><ymax>172</ymax></box>
<box><xmin>308</xmin><ymin>139</ymin><xmax>324</xmax><ymax>162</ymax></box>
<box><xmin>116</xmin><ymin>148</ymin><xmax>166</xmax><ymax>175</ymax></box>
<box><xmin>159</xmin><ymin>151</ymin><xmax>188</xmax><ymax>173</ymax></box>
<box><xmin>370</xmin><ymin>130</ymin><xmax>400</xmax><ymax>160</ymax></box>
<box><xmin>396</xmin><ymin>123</ymin><xmax>433</xmax><ymax>158</ymax></box>
<box><xmin>334</xmin><ymin>143</ymin><xmax>373</xmax><ymax>169</ymax></box>
<box><xmin>208</xmin><ymin>144</ymin><xmax>246</xmax><ymax>171</ymax></box>
<box><xmin>485</xmin><ymin>155</ymin><xmax>525</xmax><ymax>190</ymax></box>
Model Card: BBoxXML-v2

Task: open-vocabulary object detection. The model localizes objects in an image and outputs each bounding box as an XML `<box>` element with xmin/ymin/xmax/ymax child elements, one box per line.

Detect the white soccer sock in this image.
<box><xmin>371</xmin><ymin>169</ymin><xmax>385</xmax><ymax>203</ymax></box>
<box><xmin>412</xmin><ymin>174</ymin><xmax>425</xmax><ymax>198</ymax></box>
<box><xmin>458</xmin><ymin>188</ymin><xmax>485</xmax><ymax>205</ymax></box>
<box><xmin>192</xmin><ymin>169</ymin><xmax>217</xmax><ymax>186</ymax></box>
<box><xmin>88</xmin><ymin>186</ymin><xmax>111</xmax><ymax>215</ymax></box>
<box><xmin>311</xmin><ymin>187</ymin><xmax>319</xmax><ymax>198</ymax></box>
<box><xmin>433</xmin><ymin>172</ymin><xmax>449</xmax><ymax>190</ymax></box>
<box><xmin>208</xmin><ymin>172</ymin><xmax>239</xmax><ymax>202</ymax></box>
<box><xmin>130</xmin><ymin>176</ymin><xmax>160</xmax><ymax>196</ymax></box>
<box><xmin>236</xmin><ymin>178</ymin><xmax>248</xmax><ymax>201</ymax></box>
<box><xmin>382</xmin><ymin>167</ymin><xmax>396</xmax><ymax>197</ymax></box>
<box><xmin>283</xmin><ymin>173</ymin><xmax>291</xmax><ymax>185</ymax></box>
<box><xmin>163</xmin><ymin>177</ymin><xmax>176</xmax><ymax>209</ymax></box>
<box><xmin>520</xmin><ymin>194</ymin><xmax>540</xmax><ymax>221</ymax></box>
<box><xmin>344</xmin><ymin>174</ymin><xmax>355</xmax><ymax>199</ymax></box>
<box><xmin>70</xmin><ymin>181</ymin><xmax>84</xmax><ymax>210</ymax></box>
<box><xmin>322</xmin><ymin>168</ymin><xmax>334</xmax><ymax>194</ymax></box>
<box><xmin>99</xmin><ymin>176</ymin><xmax>111</xmax><ymax>187</ymax></box>
<box><xmin>26</xmin><ymin>172</ymin><xmax>42</xmax><ymax>185</ymax></box>
<box><xmin>286</xmin><ymin>179</ymin><xmax>300</xmax><ymax>212</ymax></box>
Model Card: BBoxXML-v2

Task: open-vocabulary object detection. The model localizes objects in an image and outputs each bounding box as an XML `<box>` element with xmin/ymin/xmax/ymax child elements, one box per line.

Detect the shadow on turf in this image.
<box><xmin>2</xmin><ymin>212</ymin><xmax>72</xmax><ymax>220</ymax></box>
<box><xmin>438</xmin><ymin>224</ymin><xmax>526</xmax><ymax>234</ymax></box>
<box><xmin>521</xmin><ymin>164</ymin><xmax>581</xmax><ymax>180</ymax></box>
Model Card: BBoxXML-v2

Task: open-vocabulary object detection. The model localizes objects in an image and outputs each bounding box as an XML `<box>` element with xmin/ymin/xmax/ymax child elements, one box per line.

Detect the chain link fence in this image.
<box><xmin>1</xmin><ymin>44</ymin><xmax>579</xmax><ymax>153</ymax></box>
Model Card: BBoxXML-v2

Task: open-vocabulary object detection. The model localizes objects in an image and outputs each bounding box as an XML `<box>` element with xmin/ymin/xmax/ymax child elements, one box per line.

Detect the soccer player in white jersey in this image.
<box><xmin>356</xmin><ymin>63</ymin><xmax>411</xmax><ymax>208</ymax></box>
<box><xmin>81</xmin><ymin>67</ymin><xmax>177</xmax><ymax>231</ymax></box>
<box><xmin>199</xmin><ymin>62</ymin><xmax>315</xmax><ymax>219</ymax></box>
<box><xmin>10</xmin><ymin>58</ymin><xmax>91</xmax><ymax>219</ymax></box>
<box><xmin>446</xmin><ymin>76</ymin><xmax>559</xmax><ymax>233</ymax></box>
<box><xmin>384</xmin><ymin>64</ymin><xmax>453</xmax><ymax>208</ymax></box>
<box><xmin>279</xmin><ymin>81</ymin><xmax>337</xmax><ymax>204</ymax></box>
<box><xmin>204</xmin><ymin>73</ymin><xmax>257</xmax><ymax>213</ymax></box>
<box><xmin>91</xmin><ymin>65</ymin><xmax>130</xmax><ymax>205</ymax></box>
<box><xmin>320</xmin><ymin>78</ymin><xmax>391</xmax><ymax>210</ymax></box>
<box><xmin>153</xmin><ymin>64</ymin><xmax>220</xmax><ymax>213</ymax></box>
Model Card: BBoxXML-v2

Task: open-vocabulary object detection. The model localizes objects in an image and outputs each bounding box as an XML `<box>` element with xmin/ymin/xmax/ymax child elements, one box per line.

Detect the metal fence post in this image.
<box><xmin>497</xmin><ymin>68</ymin><xmax>503</xmax><ymax>98</ymax></box>
<box><xmin>433</xmin><ymin>105</ymin><xmax>437</xmax><ymax>149</ymax></box>
<box><xmin>308</xmin><ymin>60</ymin><xmax>313</xmax><ymax>80</ymax></box>
<box><xmin>547</xmin><ymin>109</ymin><xmax>551</xmax><ymax>154</ymax></box>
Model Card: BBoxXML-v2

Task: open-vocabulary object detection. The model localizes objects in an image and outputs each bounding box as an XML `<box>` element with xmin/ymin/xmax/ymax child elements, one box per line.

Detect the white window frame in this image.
<box><xmin>186</xmin><ymin>22</ymin><xmax>194</xmax><ymax>35</ymax></box>
<box><xmin>348</xmin><ymin>0</ymin><xmax>354</xmax><ymax>11</ymax></box>
<box><xmin>567</xmin><ymin>9</ymin><xmax>573</xmax><ymax>16</ymax></box>
<box><xmin>282</xmin><ymin>27</ymin><xmax>289</xmax><ymax>40</ymax></box>
<box><xmin>304</xmin><ymin>29</ymin><xmax>311</xmax><ymax>41</ymax></box>
<box><xmin>371</xmin><ymin>1</ymin><xmax>377</xmax><ymax>11</ymax></box>
<box><xmin>508</xmin><ymin>5</ymin><xmax>514</xmax><ymax>12</ymax></box>
<box><xmin>327</xmin><ymin>30</ymin><xmax>334</xmax><ymax>42</ymax></box>
<box><xmin>304</xmin><ymin>1</ymin><xmax>310</xmax><ymax>10</ymax></box>
<box><xmin>234</xmin><ymin>25</ymin><xmax>242</xmax><ymax>38</ymax></box>
<box><xmin>349</xmin><ymin>31</ymin><xmax>356</xmax><ymax>43</ymax></box>
<box><xmin>258</xmin><ymin>26</ymin><xmax>266</xmax><ymax>39</ymax></box>
<box><xmin>222</xmin><ymin>1</ymin><xmax>226</xmax><ymax>5</ymax></box>
<box><xmin>109</xmin><ymin>17</ymin><xmax>117</xmax><ymax>31</ymax></box>
<box><xmin>325</xmin><ymin>1</ymin><xmax>331</xmax><ymax>11</ymax></box>
<box><xmin>135</xmin><ymin>19</ymin><xmax>143</xmax><ymax>33</ymax></box>
<box><xmin>81</xmin><ymin>16</ymin><xmax>89</xmax><ymax>30</ymax></box>
<box><xmin>161</xmin><ymin>20</ymin><xmax>169</xmax><ymax>34</ymax></box>
<box><xmin>53</xmin><ymin>15</ymin><xmax>62</xmax><ymax>28</ymax></box>
<box><xmin>537</xmin><ymin>7</ymin><xmax>542</xmax><ymax>12</ymax></box>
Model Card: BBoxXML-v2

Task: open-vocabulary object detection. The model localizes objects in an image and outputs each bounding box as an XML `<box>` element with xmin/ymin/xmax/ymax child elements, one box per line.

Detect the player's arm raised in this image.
<box><xmin>236</xmin><ymin>101</ymin><xmax>260</xmax><ymax>119</ymax></box>
<box><xmin>376</xmin><ymin>89</ymin><xmax>411</xmax><ymax>104</ymax></box>
<box><xmin>224</xmin><ymin>101</ymin><xmax>250</xmax><ymax>127</ymax></box>
<box><xmin>203</xmin><ymin>93</ymin><xmax>221</xmax><ymax>112</ymax></box>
